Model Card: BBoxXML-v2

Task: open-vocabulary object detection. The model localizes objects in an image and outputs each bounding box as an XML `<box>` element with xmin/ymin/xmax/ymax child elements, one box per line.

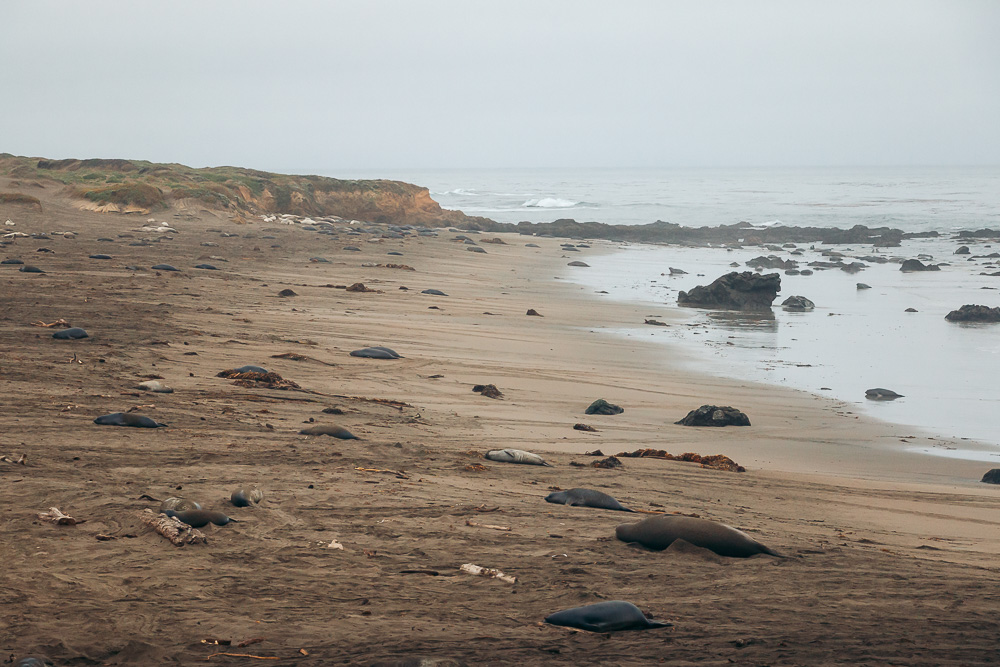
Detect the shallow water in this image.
<box><xmin>562</xmin><ymin>236</ymin><xmax>1000</xmax><ymax>453</ymax></box>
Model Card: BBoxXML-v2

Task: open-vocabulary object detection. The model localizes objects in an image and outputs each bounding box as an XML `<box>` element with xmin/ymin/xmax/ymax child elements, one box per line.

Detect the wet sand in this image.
<box><xmin>3</xmin><ymin>186</ymin><xmax>1000</xmax><ymax>665</ymax></box>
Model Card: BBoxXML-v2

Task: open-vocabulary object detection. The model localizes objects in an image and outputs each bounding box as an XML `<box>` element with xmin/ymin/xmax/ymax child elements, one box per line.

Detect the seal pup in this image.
<box><xmin>866</xmin><ymin>388</ymin><xmax>903</xmax><ymax>400</ymax></box>
<box><xmin>544</xmin><ymin>601</ymin><xmax>671</xmax><ymax>632</ymax></box>
<box><xmin>615</xmin><ymin>515</ymin><xmax>783</xmax><ymax>558</ymax></box>
<box><xmin>230</xmin><ymin>365</ymin><xmax>268</xmax><ymax>374</ymax></box>
<box><xmin>300</xmin><ymin>424</ymin><xmax>359</xmax><ymax>439</ymax></box>
<box><xmin>19</xmin><ymin>265</ymin><xmax>45</xmax><ymax>273</ymax></box>
<box><xmin>151</xmin><ymin>263</ymin><xmax>179</xmax><ymax>271</ymax></box>
<box><xmin>52</xmin><ymin>327</ymin><xmax>89</xmax><ymax>340</ymax></box>
<box><xmin>231</xmin><ymin>487</ymin><xmax>264</xmax><ymax>507</ymax></box>
<box><xmin>350</xmin><ymin>346</ymin><xmax>402</xmax><ymax>359</ymax></box>
<box><xmin>163</xmin><ymin>509</ymin><xmax>236</xmax><ymax>527</ymax></box>
<box><xmin>485</xmin><ymin>448</ymin><xmax>552</xmax><ymax>466</ymax></box>
<box><xmin>159</xmin><ymin>497</ymin><xmax>202</xmax><ymax>512</ymax></box>
<box><xmin>545</xmin><ymin>488</ymin><xmax>634</xmax><ymax>512</ymax></box>
<box><xmin>193</xmin><ymin>263</ymin><xmax>219</xmax><ymax>270</ymax></box>
<box><xmin>94</xmin><ymin>412</ymin><xmax>167</xmax><ymax>428</ymax></box>
<box><xmin>1</xmin><ymin>258</ymin><xmax>24</xmax><ymax>264</ymax></box>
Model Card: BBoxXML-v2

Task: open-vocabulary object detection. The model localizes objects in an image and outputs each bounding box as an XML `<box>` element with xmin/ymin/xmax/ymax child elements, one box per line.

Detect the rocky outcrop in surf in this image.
<box><xmin>677</xmin><ymin>271</ymin><xmax>780</xmax><ymax>311</ymax></box>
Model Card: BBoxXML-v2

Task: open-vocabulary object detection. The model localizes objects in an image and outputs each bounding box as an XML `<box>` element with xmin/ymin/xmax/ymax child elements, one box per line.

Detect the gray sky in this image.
<box><xmin>2</xmin><ymin>0</ymin><xmax>998</xmax><ymax>170</ymax></box>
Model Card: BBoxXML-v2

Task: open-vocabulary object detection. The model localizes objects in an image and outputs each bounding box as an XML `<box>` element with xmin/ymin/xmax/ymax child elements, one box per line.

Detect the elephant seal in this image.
<box><xmin>421</xmin><ymin>289</ymin><xmax>448</xmax><ymax>296</ymax></box>
<box><xmin>151</xmin><ymin>263</ymin><xmax>179</xmax><ymax>271</ymax></box>
<box><xmin>52</xmin><ymin>327</ymin><xmax>89</xmax><ymax>340</ymax></box>
<box><xmin>615</xmin><ymin>515</ymin><xmax>783</xmax><ymax>558</ymax></box>
<box><xmin>13</xmin><ymin>656</ymin><xmax>53</xmax><ymax>667</ymax></box>
<box><xmin>485</xmin><ymin>448</ymin><xmax>551</xmax><ymax>466</ymax></box>
<box><xmin>19</xmin><ymin>265</ymin><xmax>45</xmax><ymax>273</ymax></box>
<box><xmin>159</xmin><ymin>497</ymin><xmax>202</xmax><ymax>513</ymax></box>
<box><xmin>163</xmin><ymin>509</ymin><xmax>236</xmax><ymax>527</ymax></box>
<box><xmin>137</xmin><ymin>380</ymin><xmax>173</xmax><ymax>393</ymax></box>
<box><xmin>194</xmin><ymin>263</ymin><xmax>219</xmax><ymax>270</ymax></box>
<box><xmin>231</xmin><ymin>487</ymin><xmax>264</xmax><ymax>507</ymax></box>
<box><xmin>866</xmin><ymin>388</ymin><xmax>903</xmax><ymax>400</ymax></box>
<box><xmin>89</xmin><ymin>254</ymin><xmax>113</xmax><ymax>260</ymax></box>
<box><xmin>94</xmin><ymin>412</ymin><xmax>167</xmax><ymax>428</ymax></box>
<box><xmin>231</xmin><ymin>365</ymin><xmax>268</xmax><ymax>374</ymax></box>
<box><xmin>300</xmin><ymin>424</ymin><xmax>359</xmax><ymax>439</ymax></box>
<box><xmin>350</xmin><ymin>346</ymin><xmax>401</xmax><ymax>359</ymax></box>
<box><xmin>545</xmin><ymin>488</ymin><xmax>634</xmax><ymax>512</ymax></box>
<box><xmin>1</xmin><ymin>258</ymin><xmax>24</xmax><ymax>264</ymax></box>
<box><xmin>544</xmin><ymin>601</ymin><xmax>671</xmax><ymax>632</ymax></box>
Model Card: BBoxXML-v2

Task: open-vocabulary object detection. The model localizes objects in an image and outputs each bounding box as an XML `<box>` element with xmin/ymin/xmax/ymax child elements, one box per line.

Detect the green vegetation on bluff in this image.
<box><xmin>0</xmin><ymin>153</ymin><xmax>482</xmax><ymax>226</ymax></box>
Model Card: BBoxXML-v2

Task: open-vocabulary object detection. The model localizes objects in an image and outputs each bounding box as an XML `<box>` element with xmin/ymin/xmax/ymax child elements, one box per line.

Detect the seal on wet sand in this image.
<box><xmin>19</xmin><ymin>265</ymin><xmax>45</xmax><ymax>273</ymax></box>
<box><xmin>866</xmin><ymin>388</ymin><xmax>904</xmax><ymax>400</ymax></box>
<box><xmin>226</xmin><ymin>365</ymin><xmax>268</xmax><ymax>374</ymax></box>
<box><xmin>350</xmin><ymin>346</ymin><xmax>401</xmax><ymax>359</ymax></box>
<box><xmin>485</xmin><ymin>448</ymin><xmax>552</xmax><ymax>466</ymax></box>
<box><xmin>159</xmin><ymin>497</ymin><xmax>202</xmax><ymax>513</ymax></box>
<box><xmin>545</xmin><ymin>488</ymin><xmax>634</xmax><ymax>512</ymax></box>
<box><xmin>151</xmin><ymin>264</ymin><xmax>179</xmax><ymax>271</ymax></box>
<box><xmin>615</xmin><ymin>515</ymin><xmax>783</xmax><ymax>558</ymax></box>
<box><xmin>52</xmin><ymin>327</ymin><xmax>89</xmax><ymax>340</ymax></box>
<box><xmin>163</xmin><ymin>509</ymin><xmax>236</xmax><ymax>527</ymax></box>
<box><xmin>544</xmin><ymin>601</ymin><xmax>671</xmax><ymax>632</ymax></box>
<box><xmin>300</xmin><ymin>424</ymin><xmax>359</xmax><ymax>439</ymax></box>
<box><xmin>94</xmin><ymin>412</ymin><xmax>167</xmax><ymax>428</ymax></box>
<box><xmin>231</xmin><ymin>487</ymin><xmax>264</xmax><ymax>507</ymax></box>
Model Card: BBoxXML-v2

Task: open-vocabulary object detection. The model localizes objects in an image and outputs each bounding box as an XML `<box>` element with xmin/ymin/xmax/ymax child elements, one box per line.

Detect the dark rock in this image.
<box><xmin>644</xmin><ymin>319</ymin><xmax>667</xmax><ymax>326</ymax></box>
<box><xmin>955</xmin><ymin>246</ymin><xmax>971</xmax><ymax>255</ymax></box>
<box><xmin>526</xmin><ymin>309</ymin><xmax>543</xmax><ymax>316</ymax></box>
<box><xmin>472</xmin><ymin>384</ymin><xmax>503</xmax><ymax>399</ymax></box>
<box><xmin>675</xmin><ymin>405</ymin><xmax>750</xmax><ymax>427</ymax></box>
<box><xmin>574</xmin><ymin>423</ymin><xmax>598</xmax><ymax>432</ymax></box>
<box><xmin>865</xmin><ymin>388</ymin><xmax>903</xmax><ymax>400</ymax></box>
<box><xmin>746</xmin><ymin>255</ymin><xmax>797</xmax><ymax>270</ymax></box>
<box><xmin>981</xmin><ymin>469</ymin><xmax>1000</xmax><ymax>484</ymax></box>
<box><xmin>857</xmin><ymin>283</ymin><xmax>871</xmax><ymax>290</ymax></box>
<box><xmin>944</xmin><ymin>304</ymin><xmax>1000</xmax><ymax>323</ymax></box>
<box><xmin>592</xmin><ymin>456</ymin><xmax>623</xmax><ymax>469</ymax></box>
<box><xmin>839</xmin><ymin>262</ymin><xmax>867</xmax><ymax>274</ymax></box>
<box><xmin>278</xmin><ymin>288</ymin><xmax>298</xmax><ymax>297</ymax></box>
<box><xmin>781</xmin><ymin>296</ymin><xmax>815</xmax><ymax>311</ymax></box>
<box><xmin>677</xmin><ymin>271</ymin><xmax>780</xmax><ymax>311</ymax></box>
<box><xmin>905</xmin><ymin>308</ymin><xmax>918</xmax><ymax>312</ymax></box>
<box><xmin>900</xmin><ymin>259</ymin><xmax>940</xmax><ymax>272</ymax></box>
<box><xmin>586</xmin><ymin>399</ymin><xmax>624</xmax><ymax>415</ymax></box>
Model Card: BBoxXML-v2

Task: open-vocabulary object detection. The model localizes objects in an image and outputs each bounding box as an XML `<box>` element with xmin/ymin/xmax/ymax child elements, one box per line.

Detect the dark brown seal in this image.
<box><xmin>299</xmin><ymin>424</ymin><xmax>359</xmax><ymax>439</ymax></box>
<box><xmin>616</xmin><ymin>515</ymin><xmax>783</xmax><ymax>558</ymax></box>
<box><xmin>544</xmin><ymin>601</ymin><xmax>671</xmax><ymax>632</ymax></box>
<box><xmin>163</xmin><ymin>509</ymin><xmax>236</xmax><ymax>528</ymax></box>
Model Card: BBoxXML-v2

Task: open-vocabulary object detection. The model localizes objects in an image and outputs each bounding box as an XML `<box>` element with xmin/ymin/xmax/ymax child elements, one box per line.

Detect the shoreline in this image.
<box><xmin>5</xmin><ymin>190</ymin><xmax>1000</xmax><ymax>664</ymax></box>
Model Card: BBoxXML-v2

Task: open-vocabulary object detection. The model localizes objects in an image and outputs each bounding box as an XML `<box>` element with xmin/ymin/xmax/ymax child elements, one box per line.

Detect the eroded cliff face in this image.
<box><xmin>0</xmin><ymin>154</ymin><xmax>490</xmax><ymax>227</ymax></box>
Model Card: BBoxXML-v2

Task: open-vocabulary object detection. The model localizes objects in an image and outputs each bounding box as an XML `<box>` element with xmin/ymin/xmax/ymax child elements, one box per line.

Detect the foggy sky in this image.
<box><xmin>2</xmin><ymin>0</ymin><xmax>998</xmax><ymax>171</ymax></box>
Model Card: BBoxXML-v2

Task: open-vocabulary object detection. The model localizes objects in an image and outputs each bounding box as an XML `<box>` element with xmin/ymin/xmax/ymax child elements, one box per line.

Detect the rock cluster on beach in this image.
<box><xmin>677</xmin><ymin>271</ymin><xmax>780</xmax><ymax>311</ymax></box>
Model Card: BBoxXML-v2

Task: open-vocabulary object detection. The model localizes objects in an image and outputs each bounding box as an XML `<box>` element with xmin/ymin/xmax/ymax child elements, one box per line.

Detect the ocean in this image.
<box><xmin>323</xmin><ymin>167</ymin><xmax>1000</xmax><ymax>458</ymax></box>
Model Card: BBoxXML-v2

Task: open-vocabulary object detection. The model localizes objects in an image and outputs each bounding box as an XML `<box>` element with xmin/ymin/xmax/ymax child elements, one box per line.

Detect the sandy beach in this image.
<box><xmin>4</xmin><ymin>186</ymin><xmax>1000</xmax><ymax>666</ymax></box>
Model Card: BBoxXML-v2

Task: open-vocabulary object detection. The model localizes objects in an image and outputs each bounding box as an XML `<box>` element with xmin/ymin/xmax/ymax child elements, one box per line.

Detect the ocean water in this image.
<box><xmin>322</xmin><ymin>167</ymin><xmax>1000</xmax><ymax>456</ymax></box>
<box><xmin>326</xmin><ymin>166</ymin><xmax>1000</xmax><ymax>232</ymax></box>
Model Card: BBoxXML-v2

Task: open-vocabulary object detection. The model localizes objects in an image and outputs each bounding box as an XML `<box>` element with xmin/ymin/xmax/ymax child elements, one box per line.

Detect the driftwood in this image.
<box><xmin>270</xmin><ymin>352</ymin><xmax>338</xmax><ymax>367</ymax></box>
<box><xmin>356</xmin><ymin>466</ymin><xmax>409</xmax><ymax>480</ymax></box>
<box><xmin>38</xmin><ymin>507</ymin><xmax>84</xmax><ymax>525</ymax></box>
<box><xmin>1</xmin><ymin>453</ymin><xmax>26</xmax><ymax>465</ymax></box>
<box><xmin>460</xmin><ymin>563</ymin><xmax>517</xmax><ymax>584</ymax></box>
<box><xmin>31</xmin><ymin>318</ymin><xmax>70</xmax><ymax>328</ymax></box>
<box><xmin>329</xmin><ymin>395</ymin><xmax>412</xmax><ymax>410</ymax></box>
<box><xmin>138</xmin><ymin>508</ymin><xmax>208</xmax><ymax>546</ymax></box>
<box><xmin>465</xmin><ymin>519</ymin><xmax>511</xmax><ymax>532</ymax></box>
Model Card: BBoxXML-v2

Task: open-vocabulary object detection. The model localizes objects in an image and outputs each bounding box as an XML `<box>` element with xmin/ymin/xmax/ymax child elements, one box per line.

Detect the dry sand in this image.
<box><xmin>3</xmin><ymin>186</ymin><xmax>1000</xmax><ymax>665</ymax></box>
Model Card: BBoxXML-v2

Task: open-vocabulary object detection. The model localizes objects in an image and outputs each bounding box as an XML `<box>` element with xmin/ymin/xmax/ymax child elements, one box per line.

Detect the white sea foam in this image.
<box><xmin>523</xmin><ymin>197</ymin><xmax>581</xmax><ymax>208</ymax></box>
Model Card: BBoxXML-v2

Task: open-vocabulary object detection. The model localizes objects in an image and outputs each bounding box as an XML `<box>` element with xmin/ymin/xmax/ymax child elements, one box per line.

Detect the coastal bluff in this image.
<box><xmin>0</xmin><ymin>154</ymin><xmax>490</xmax><ymax>228</ymax></box>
